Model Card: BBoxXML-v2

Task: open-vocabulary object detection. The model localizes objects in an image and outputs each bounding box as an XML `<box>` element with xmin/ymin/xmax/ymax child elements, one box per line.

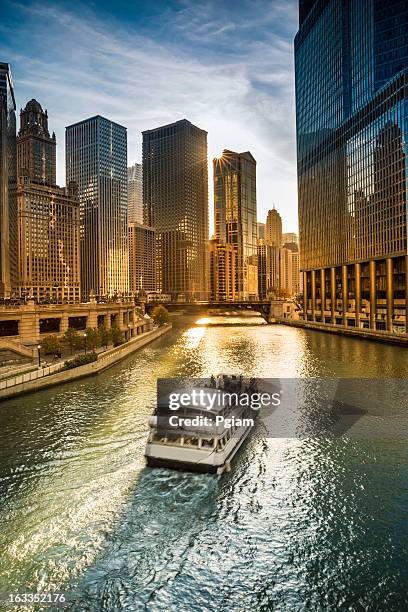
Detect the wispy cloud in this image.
<box><xmin>1</xmin><ymin>0</ymin><xmax>299</xmax><ymax>231</ymax></box>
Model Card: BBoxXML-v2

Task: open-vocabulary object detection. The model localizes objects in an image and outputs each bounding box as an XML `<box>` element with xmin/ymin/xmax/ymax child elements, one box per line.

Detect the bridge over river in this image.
<box><xmin>144</xmin><ymin>300</ymin><xmax>279</xmax><ymax>322</ymax></box>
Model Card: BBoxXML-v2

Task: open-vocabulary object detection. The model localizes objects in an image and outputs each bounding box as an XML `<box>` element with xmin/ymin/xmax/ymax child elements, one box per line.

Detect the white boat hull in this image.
<box><xmin>145</xmin><ymin>423</ymin><xmax>251</xmax><ymax>475</ymax></box>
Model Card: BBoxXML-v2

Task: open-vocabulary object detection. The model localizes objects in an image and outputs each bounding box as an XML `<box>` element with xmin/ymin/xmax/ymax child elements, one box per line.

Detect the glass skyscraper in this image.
<box><xmin>0</xmin><ymin>62</ymin><xmax>17</xmax><ymax>298</ymax></box>
<box><xmin>213</xmin><ymin>150</ymin><xmax>258</xmax><ymax>300</ymax></box>
<box><xmin>295</xmin><ymin>0</ymin><xmax>408</xmax><ymax>333</ymax></box>
<box><xmin>66</xmin><ymin>116</ymin><xmax>129</xmax><ymax>300</ymax></box>
<box><xmin>143</xmin><ymin>119</ymin><xmax>209</xmax><ymax>301</ymax></box>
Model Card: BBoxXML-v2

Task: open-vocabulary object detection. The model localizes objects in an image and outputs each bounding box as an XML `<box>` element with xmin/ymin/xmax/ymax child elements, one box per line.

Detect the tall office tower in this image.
<box><xmin>257</xmin><ymin>222</ymin><xmax>265</xmax><ymax>240</ymax></box>
<box><xmin>0</xmin><ymin>62</ymin><xmax>17</xmax><ymax>297</ymax></box>
<box><xmin>282</xmin><ymin>232</ymin><xmax>298</xmax><ymax>245</ymax></box>
<box><xmin>209</xmin><ymin>238</ymin><xmax>236</xmax><ymax>302</ymax></box>
<box><xmin>214</xmin><ymin>149</ymin><xmax>257</xmax><ymax>300</ymax></box>
<box><xmin>257</xmin><ymin>240</ymin><xmax>280</xmax><ymax>299</ymax></box>
<box><xmin>143</xmin><ymin>119</ymin><xmax>208</xmax><ymax>301</ymax></box>
<box><xmin>66</xmin><ymin>115</ymin><xmax>129</xmax><ymax>300</ymax></box>
<box><xmin>17</xmin><ymin>176</ymin><xmax>80</xmax><ymax>303</ymax></box>
<box><xmin>17</xmin><ymin>99</ymin><xmax>56</xmax><ymax>185</ymax></box>
<box><xmin>128</xmin><ymin>223</ymin><xmax>156</xmax><ymax>293</ymax></box>
<box><xmin>265</xmin><ymin>208</ymin><xmax>282</xmax><ymax>247</ymax></box>
<box><xmin>128</xmin><ymin>163</ymin><xmax>143</xmax><ymax>224</ymax></box>
<box><xmin>296</xmin><ymin>0</ymin><xmax>408</xmax><ymax>333</ymax></box>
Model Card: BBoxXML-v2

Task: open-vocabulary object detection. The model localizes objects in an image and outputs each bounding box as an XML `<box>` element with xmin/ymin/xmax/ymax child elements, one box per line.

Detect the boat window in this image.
<box><xmin>201</xmin><ymin>438</ymin><xmax>215</xmax><ymax>448</ymax></box>
<box><xmin>183</xmin><ymin>437</ymin><xmax>199</xmax><ymax>446</ymax></box>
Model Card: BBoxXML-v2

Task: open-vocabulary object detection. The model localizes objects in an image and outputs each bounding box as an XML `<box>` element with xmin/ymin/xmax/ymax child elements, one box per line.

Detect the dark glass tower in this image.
<box><xmin>213</xmin><ymin>150</ymin><xmax>258</xmax><ymax>300</ymax></box>
<box><xmin>66</xmin><ymin>116</ymin><xmax>129</xmax><ymax>300</ymax></box>
<box><xmin>143</xmin><ymin>119</ymin><xmax>209</xmax><ymax>301</ymax></box>
<box><xmin>17</xmin><ymin>99</ymin><xmax>56</xmax><ymax>185</ymax></box>
<box><xmin>0</xmin><ymin>62</ymin><xmax>17</xmax><ymax>298</ymax></box>
<box><xmin>295</xmin><ymin>0</ymin><xmax>408</xmax><ymax>333</ymax></box>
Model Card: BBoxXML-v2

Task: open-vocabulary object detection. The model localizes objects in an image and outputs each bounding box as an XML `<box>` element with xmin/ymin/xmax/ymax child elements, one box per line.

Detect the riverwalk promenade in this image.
<box><xmin>0</xmin><ymin>324</ymin><xmax>171</xmax><ymax>402</ymax></box>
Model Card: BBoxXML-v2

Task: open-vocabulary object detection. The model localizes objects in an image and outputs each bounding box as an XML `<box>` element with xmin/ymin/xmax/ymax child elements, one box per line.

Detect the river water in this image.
<box><xmin>1</xmin><ymin>315</ymin><xmax>408</xmax><ymax>610</ymax></box>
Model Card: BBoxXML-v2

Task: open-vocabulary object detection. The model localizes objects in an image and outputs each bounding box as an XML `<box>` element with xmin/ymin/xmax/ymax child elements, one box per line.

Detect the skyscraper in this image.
<box><xmin>257</xmin><ymin>222</ymin><xmax>265</xmax><ymax>240</ymax></box>
<box><xmin>265</xmin><ymin>208</ymin><xmax>282</xmax><ymax>247</ymax></box>
<box><xmin>295</xmin><ymin>0</ymin><xmax>408</xmax><ymax>333</ymax></box>
<box><xmin>17</xmin><ymin>99</ymin><xmax>56</xmax><ymax>185</ymax></box>
<box><xmin>282</xmin><ymin>232</ymin><xmax>298</xmax><ymax>245</ymax></box>
<box><xmin>257</xmin><ymin>240</ymin><xmax>280</xmax><ymax>300</ymax></box>
<box><xmin>213</xmin><ymin>150</ymin><xmax>257</xmax><ymax>300</ymax></box>
<box><xmin>143</xmin><ymin>119</ymin><xmax>208</xmax><ymax>300</ymax></box>
<box><xmin>283</xmin><ymin>241</ymin><xmax>302</xmax><ymax>296</ymax></box>
<box><xmin>66</xmin><ymin>115</ymin><xmax>129</xmax><ymax>300</ymax></box>
<box><xmin>128</xmin><ymin>163</ymin><xmax>143</xmax><ymax>224</ymax></box>
<box><xmin>209</xmin><ymin>238</ymin><xmax>236</xmax><ymax>302</ymax></box>
<box><xmin>17</xmin><ymin>99</ymin><xmax>80</xmax><ymax>303</ymax></box>
<box><xmin>0</xmin><ymin>62</ymin><xmax>17</xmax><ymax>297</ymax></box>
<box><xmin>128</xmin><ymin>222</ymin><xmax>156</xmax><ymax>293</ymax></box>
<box><xmin>17</xmin><ymin>176</ymin><xmax>80</xmax><ymax>303</ymax></box>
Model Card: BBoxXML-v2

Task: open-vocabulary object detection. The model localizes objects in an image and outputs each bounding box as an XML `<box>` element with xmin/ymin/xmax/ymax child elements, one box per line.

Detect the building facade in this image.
<box><xmin>16</xmin><ymin>100</ymin><xmax>81</xmax><ymax>303</ymax></box>
<box><xmin>284</xmin><ymin>241</ymin><xmax>302</xmax><ymax>295</ymax></box>
<box><xmin>17</xmin><ymin>99</ymin><xmax>56</xmax><ymax>185</ymax></box>
<box><xmin>265</xmin><ymin>208</ymin><xmax>282</xmax><ymax>247</ymax></box>
<box><xmin>128</xmin><ymin>222</ymin><xmax>156</xmax><ymax>293</ymax></box>
<box><xmin>214</xmin><ymin>149</ymin><xmax>258</xmax><ymax>300</ymax></box>
<box><xmin>143</xmin><ymin>119</ymin><xmax>209</xmax><ymax>301</ymax></box>
<box><xmin>128</xmin><ymin>163</ymin><xmax>143</xmax><ymax>224</ymax></box>
<box><xmin>209</xmin><ymin>238</ymin><xmax>236</xmax><ymax>302</ymax></box>
<box><xmin>295</xmin><ymin>0</ymin><xmax>408</xmax><ymax>332</ymax></box>
<box><xmin>257</xmin><ymin>222</ymin><xmax>265</xmax><ymax>240</ymax></box>
<box><xmin>282</xmin><ymin>232</ymin><xmax>298</xmax><ymax>245</ymax></box>
<box><xmin>17</xmin><ymin>176</ymin><xmax>80</xmax><ymax>303</ymax></box>
<box><xmin>0</xmin><ymin>62</ymin><xmax>17</xmax><ymax>297</ymax></box>
<box><xmin>257</xmin><ymin>240</ymin><xmax>280</xmax><ymax>300</ymax></box>
<box><xmin>66</xmin><ymin>116</ymin><xmax>129</xmax><ymax>300</ymax></box>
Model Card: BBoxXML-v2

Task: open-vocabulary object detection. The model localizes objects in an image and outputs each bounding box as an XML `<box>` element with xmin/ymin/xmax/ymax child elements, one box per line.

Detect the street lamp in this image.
<box><xmin>37</xmin><ymin>344</ymin><xmax>41</xmax><ymax>368</ymax></box>
<box><xmin>84</xmin><ymin>332</ymin><xmax>87</xmax><ymax>355</ymax></box>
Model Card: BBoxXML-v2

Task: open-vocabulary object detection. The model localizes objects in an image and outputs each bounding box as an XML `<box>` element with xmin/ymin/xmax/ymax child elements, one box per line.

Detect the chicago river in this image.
<box><xmin>1</xmin><ymin>315</ymin><xmax>408</xmax><ymax>610</ymax></box>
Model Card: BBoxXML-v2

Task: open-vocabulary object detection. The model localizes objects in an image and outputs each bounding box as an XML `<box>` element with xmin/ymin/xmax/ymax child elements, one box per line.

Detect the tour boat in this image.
<box><xmin>145</xmin><ymin>375</ymin><xmax>258</xmax><ymax>475</ymax></box>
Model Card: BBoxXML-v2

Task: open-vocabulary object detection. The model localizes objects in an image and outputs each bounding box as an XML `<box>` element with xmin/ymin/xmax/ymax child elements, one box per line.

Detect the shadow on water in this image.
<box><xmin>68</xmin><ymin>467</ymin><xmax>220</xmax><ymax>611</ymax></box>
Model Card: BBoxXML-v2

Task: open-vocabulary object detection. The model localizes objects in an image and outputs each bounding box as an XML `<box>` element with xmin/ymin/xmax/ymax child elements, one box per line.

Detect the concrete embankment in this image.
<box><xmin>281</xmin><ymin>319</ymin><xmax>408</xmax><ymax>346</ymax></box>
<box><xmin>0</xmin><ymin>324</ymin><xmax>171</xmax><ymax>401</ymax></box>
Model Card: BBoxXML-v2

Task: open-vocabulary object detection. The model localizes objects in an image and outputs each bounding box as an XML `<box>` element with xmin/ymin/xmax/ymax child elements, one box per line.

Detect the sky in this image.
<box><xmin>1</xmin><ymin>0</ymin><xmax>299</xmax><ymax>233</ymax></box>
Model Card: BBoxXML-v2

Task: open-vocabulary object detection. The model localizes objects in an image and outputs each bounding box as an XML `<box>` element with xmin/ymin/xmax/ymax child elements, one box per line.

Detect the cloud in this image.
<box><xmin>1</xmin><ymin>0</ymin><xmax>299</xmax><ymax>232</ymax></box>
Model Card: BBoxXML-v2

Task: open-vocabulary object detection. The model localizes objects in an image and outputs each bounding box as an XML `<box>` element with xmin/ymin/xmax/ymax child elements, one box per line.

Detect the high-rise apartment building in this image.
<box><xmin>17</xmin><ymin>99</ymin><xmax>56</xmax><ymax>185</ymax></box>
<box><xmin>143</xmin><ymin>119</ymin><xmax>208</xmax><ymax>301</ymax></box>
<box><xmin>209</xmin><ymin>238</ymin><xmax>236</xmax><ymax>302</ymax></box>
<box><xmin>214</xmin><ymin>149</ymin><xmax>257</xmax><ymax>300</ymax></box>
<box><xmin>257</xmin><ymin>222</ymin><xmax>265</xmax><ymax>241</ymax></box>
<box><xmin>296</xmin><ymin>0</ymin><xmax>408</xmax><ymax>333</ymax></box>
<box><xmin>0</xmin><ymin>62</ymin><xmax>17</xmax><ymax>297</ymax></box>
<box><xmin>128</xmin><ymin>222</ymin><xmax>156</xmax><ymax>293</ymax></box>
<box><xmin>128</xmin><ymin>163</ymin><xmax>143</xmax><ymax>224</ymax></box>
<box><xmin>265</xmin><ymin>208</ymin><xmax>282</xmax><ymax>247</ymax></box>
<box><xmin>66</xmin><ymin>115</ymin><xmax>129</xmax><ymax>300</ymax></box>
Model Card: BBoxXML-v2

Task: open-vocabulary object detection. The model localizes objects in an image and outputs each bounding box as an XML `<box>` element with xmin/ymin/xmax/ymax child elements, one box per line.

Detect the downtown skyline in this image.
<box><xmin>0</xmin><ymin>0</ymin><xmax>299</xmax><ymax>235</ymax></box>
